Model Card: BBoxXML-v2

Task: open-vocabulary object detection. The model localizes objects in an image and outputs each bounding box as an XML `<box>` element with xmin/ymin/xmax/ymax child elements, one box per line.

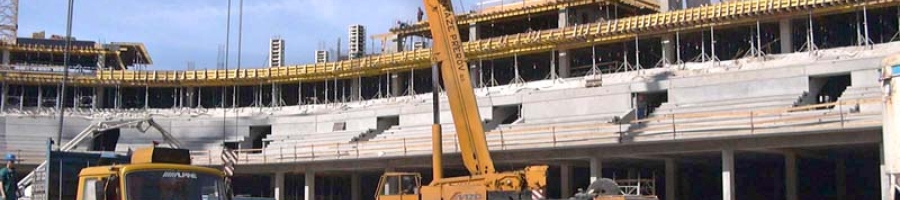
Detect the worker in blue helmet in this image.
<box><xmin>0</xmin><ymin>153</ymin><xmax>16</xmax><ymax>200</ymax></box>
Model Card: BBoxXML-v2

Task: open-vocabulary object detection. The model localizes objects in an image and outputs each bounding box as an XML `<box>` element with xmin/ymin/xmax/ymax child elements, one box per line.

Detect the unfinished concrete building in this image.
<box><xmin>3</xmin><ymin>0</ymin><xmax>900</xmax><ymax>199</ymax></box>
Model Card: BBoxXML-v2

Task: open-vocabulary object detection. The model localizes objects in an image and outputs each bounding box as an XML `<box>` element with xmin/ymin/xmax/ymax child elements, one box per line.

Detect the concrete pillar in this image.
<box><xmin>558</xmin><ymin>50</ymin><xmax>571</xmax><ymax>78</ymax></box>
<box><xmin>785</xmin><ymin>152</ymin><xmax>798</xmax><ymax>200</ymax></box>
<box><xmin>836</xmin><ymin>159</ymin><xmax>846</xmax><ymax>200</ymax></box>
<box><xmin>390</xmin><ymin>73</ymin><xmax>402</xmax><ymax>97</ymax></box>
<box><xmin>661</xmin><ymin>34</ymin><xmax>676</xmax><ymax>65</ymax></box>
<box><xmin>558</xmin><ymin>8</ymin><xmax>569</xmax><ymax>28</ymax></box>
<box><xmin>274</xmin><ymin>172</ymin><xmax>285</xmax><ymax>200</ymax></box>
<box><xmin>2</xmin><ymin>50</ymin><xmax>9</xmax><ymax>66</ymax></box>
<box><xmin>556</xmin><ymin>8</ymin><xmax>571</xmax><ymax>78</ymax></box>
<box><xmin>351</xmin><ymin>172</ymin><xmax>361</xmax><ymax>200</ymax></box>
<box><xmin>36</xmin><ymin>85</ymin><xmax>42</xmax><ymax>109</ymax></box>
<box><xmin>589</xmin><ymin>157</ymin><xmax>603</xmax><ymax>183</ymax></box>
<box><xmin>665</xmin><ymin>159</ymin><xmax>678</xmax><ymax>200</ymax></box>
<box><xmin>1</xmin><ymin>83</ymin><xmax>6</xmax><ymax>111</ymax></box>
<box><xmin>560</xmin><ymin>164</ymin><xmax>573</xmax><ymax>198</ymax></box>
<box><xmin>468</xmin><ymin>23</ymin><xmax>478</xmax><ymax>42</ymax></box>
<box><xmin>93</xmin><ymin>87</ymin><xmax>103</xmax><ymax>109</ymax></box>
<box><xmin>305</xmin><ymin>169</ymin><xmax>316</xmax><ymax>200</ymax></box>
<box><xmin>350</xmin><ymin>78</ymin><xmax>361</xmax><ymax>101</ymax></box>
<box><xmin>469</xmin><ymin>62</ymin><xmax>481</xmax><ymax>87</ymax></box>
<box><xmin>722</xmin><ymin>150</ymin><xmax>735</xmax><ymax>200</ymax></box>
<box><xmin>779</xmin><ymin>19</ymin><xmax>794</xmax><ymax>54</ymax></box>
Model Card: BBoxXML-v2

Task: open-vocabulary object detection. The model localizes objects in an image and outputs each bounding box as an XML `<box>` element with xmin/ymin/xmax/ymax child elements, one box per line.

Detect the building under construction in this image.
<box><xmin>3</xmin><ymin>0</ymin><xmax>900</xmax><ymax>199</ymax></box>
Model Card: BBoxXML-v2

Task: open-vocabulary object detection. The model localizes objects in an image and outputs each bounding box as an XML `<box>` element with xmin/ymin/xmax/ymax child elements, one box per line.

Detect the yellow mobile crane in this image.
<box><xmin>374</xmin><ymin>0</ymin><xmax>548</xmax><ymax>200</ymax></box>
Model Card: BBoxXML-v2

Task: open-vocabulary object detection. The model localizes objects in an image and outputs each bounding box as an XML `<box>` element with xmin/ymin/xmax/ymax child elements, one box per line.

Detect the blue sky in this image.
<box><xmin>19</xmin><ymin>0</ymin><xmax>482</xmax><ymax>70</ymax></box>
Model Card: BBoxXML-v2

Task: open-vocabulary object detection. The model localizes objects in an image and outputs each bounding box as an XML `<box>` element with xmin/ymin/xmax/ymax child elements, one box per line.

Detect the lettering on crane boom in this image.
<box><xmin>162</xmin><ymin>171</ymin><xmax>198</xmax><ymax>179</ymax></box>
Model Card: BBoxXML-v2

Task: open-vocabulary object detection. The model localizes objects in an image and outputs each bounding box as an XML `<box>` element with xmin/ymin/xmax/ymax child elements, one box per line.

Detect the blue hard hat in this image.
<box><xmin>4</xmin><ymin>153</ymin><xmax>15</xmax><ymax>161</ymax></box>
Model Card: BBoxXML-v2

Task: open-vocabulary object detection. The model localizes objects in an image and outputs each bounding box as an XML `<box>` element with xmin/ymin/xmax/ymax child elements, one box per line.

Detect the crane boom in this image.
<box><xmin>422</xmin><ymin>0</ymin><xmax>495</xmax><ymax>175</ymax></box>
<box><xmin>374</xmin><ymin>2</ymin><xmax>547</xmax><ymax>199</ymax></box>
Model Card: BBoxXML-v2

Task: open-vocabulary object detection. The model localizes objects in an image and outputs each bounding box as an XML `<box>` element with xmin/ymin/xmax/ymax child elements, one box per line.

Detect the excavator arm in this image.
<box><xmin>422</xmin><ymin>0</ymin><xmax>495</xmax><ymax>175</ymax></box>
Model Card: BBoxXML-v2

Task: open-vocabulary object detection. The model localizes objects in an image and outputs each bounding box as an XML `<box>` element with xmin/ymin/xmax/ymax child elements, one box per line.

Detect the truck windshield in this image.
<box><xmin>124</xmin><ymin>170</ymin><xmax>226</xmax><ymax>200</ymax></box>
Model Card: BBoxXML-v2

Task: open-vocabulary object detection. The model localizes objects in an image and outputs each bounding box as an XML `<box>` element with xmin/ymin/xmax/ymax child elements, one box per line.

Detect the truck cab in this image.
<box><xmin>75</xmin><ymin>146</ymin><xmax>228</xmax><ymax>200</ymax></box>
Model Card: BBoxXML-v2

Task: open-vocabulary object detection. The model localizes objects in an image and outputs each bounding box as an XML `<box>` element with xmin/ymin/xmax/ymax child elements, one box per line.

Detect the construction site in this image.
<box><xmin>1</xmin><ymin>0</ymin><xmax>900</xmax><ymax>199</ymax></box>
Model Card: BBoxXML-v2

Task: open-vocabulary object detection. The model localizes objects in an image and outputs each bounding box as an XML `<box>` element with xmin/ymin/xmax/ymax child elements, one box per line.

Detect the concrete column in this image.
<box><xmin>36</xmin><ymin>86</ymin><xmax>42</xmax><ymax>109</ymax></box>
<box><xmin>558</xmin><ymin>51</ymin><xmax>571</xmax><ymax>78</ymax></box>
<box><xmin>468</xmin><ymin>23</ymin><xmax>478</xmax><ymax>42</ymax></box>
<box><xmin>560</xmin><ymin>164</ymin><xmax>573</xmax><ymax>198</ymax></box>
<box><xmin>722</xmin><ymin>150</ymin><xmax>735</xmax><ymax>200</ymax></box>
<box><xmin>558</xmin><ymin>8</ymin><xmax>569</xmax><ymax>28</ymax></box>
<box><xmin>350</xmin><ymin>78</ymin><xmax>361</xmax><ymax>101</ymax></box>
<box><xmin>351</xmin><ymin>172</ymin><xmax>361</xmax><ymax>200</ymax></box>
<box><xmin>93</xmin><ymin>87</ymin><xmax>103</xmax><ymax>109</ymax></box>
<box><xmin>557</xmin><ymin>8</ymin><xmax>571</xmax><ymax>78</ymax></box>
<box><xmin>469</xmin><ymin>62</ymin><xmax>481</xmax><ymax>87</ymax></box>
<box><xmin>274</xmin><ymin>172</ymin><xmax>285</xmax><ymax>200</ymax></box>
<box><xmin>2</xmin><ymin>50</ymin><xmax>9</xmax><ymax>66</ymax></box>
<box><xmin>665</xmin><ymin>159</ymin><xmax>678</xmax><ymax>200</ymax></box>
<box><xmin>589</xmin><ymin>157</ymin><xmax>603</xmax><ymax>183</ymax></box>
<box><xmin>779</xmin><ymin>19</ymin><xmax>794</xmax><ymax>54</ymax></box>
<box><xmin>785</xmin><ymin>152</ymin><xmax>798</xmax><ymax>200</ymax></box>
<box><xmin>836</xmin><ymin>159</ymin><xmax>846</xmax><ymax>200</ymax></box>
<box><xmin>661</xmin><ymin>34</ymin><xmax>676</xmax><ymax>65</ymax></box>
<box><xmin>305</xmin><ymin>169</ymin><xmax>316</xmax><ymax>200</ymax></box>
<box><xmin>390</xmin><ymin>73</ymin><xmax>402</xmax><ymax>97</ymax></box>
<box><xmin>1</xmin><ymin>83</ymin><xmax>6</xmax><ymax>111</ymax></box>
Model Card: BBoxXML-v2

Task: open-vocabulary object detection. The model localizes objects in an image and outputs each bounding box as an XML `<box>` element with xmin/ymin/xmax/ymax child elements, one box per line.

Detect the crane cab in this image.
<box><xmin>375</xmin><ymin>172</ymin><xmax>422</xmax><ymax>200</ymax></box>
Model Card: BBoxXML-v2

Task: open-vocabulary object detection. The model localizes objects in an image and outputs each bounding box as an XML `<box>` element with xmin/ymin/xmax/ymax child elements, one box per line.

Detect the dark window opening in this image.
<box><xmin>809</xmin><ymin>74</ymin><xmax>851</xmax><ymax>106</ymax></box>
<box><xmin>633</xmin><ymin>91</ymin><xmax>668</xmax><ymax>119</ymax></box>
<box><xmin>377</xmin><ymin>116</ymin><xmax>400</xmax><ymax>131</ymax></box>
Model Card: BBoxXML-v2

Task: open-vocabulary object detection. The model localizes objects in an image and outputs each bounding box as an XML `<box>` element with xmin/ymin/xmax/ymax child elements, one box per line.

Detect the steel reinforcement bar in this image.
<box><xmin>0</xmin><ymin>0</ymin><xmax>891</xmax><ymax>87</ymax></box>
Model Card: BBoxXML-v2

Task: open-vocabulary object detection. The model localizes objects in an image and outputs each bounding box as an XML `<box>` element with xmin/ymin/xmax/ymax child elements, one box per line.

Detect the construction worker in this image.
<box><xmin>0</xmin><ymin>153</ymin><xmax>16</xmax><ymax>200</ymax></box>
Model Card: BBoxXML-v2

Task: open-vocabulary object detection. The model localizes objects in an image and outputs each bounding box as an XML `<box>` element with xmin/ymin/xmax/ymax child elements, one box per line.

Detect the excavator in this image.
<box><xmin>374</xmin><ymin>0</ymin><xmax>647</xmax><ymax>200</ymax></box>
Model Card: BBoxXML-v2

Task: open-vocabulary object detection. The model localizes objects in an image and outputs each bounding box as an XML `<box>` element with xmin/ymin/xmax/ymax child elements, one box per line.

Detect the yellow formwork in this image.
<box><xmin>390</xmin><ymin>0</ymin><xmax>661</xmax><ymax>36</ymax></box>
<box><xmin>0</xmin><ymin>0</ymin><xmax>891</xmax><ymax>87</ymax></box>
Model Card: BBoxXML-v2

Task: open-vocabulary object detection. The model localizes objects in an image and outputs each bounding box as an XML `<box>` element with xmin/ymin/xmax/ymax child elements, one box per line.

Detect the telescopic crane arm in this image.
<box><xmin>422</xmin><ymin>0</ymin><xmax>496</xmax><ymax>176</ymax></box>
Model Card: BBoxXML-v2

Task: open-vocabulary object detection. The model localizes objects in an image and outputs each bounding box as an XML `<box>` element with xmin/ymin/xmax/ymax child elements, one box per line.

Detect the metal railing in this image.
<box><xmin>190</xmin><ymin>97</ymin><xmax>883</xmax><ymax>166</ymax></box>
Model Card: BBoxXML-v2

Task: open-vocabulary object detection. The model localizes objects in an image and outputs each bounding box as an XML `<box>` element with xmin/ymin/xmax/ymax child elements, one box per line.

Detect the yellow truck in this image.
<box><xmin>75</xmin><ymin>146</ymin><xmax>229</xmax><ymax>200</ymax></box>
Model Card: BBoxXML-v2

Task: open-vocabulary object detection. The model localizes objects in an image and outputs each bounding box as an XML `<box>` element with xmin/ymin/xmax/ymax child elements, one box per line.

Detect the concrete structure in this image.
<box><xmin>5</xmin><ymin>0</ymin><xmax>900</xmax><ymax>199</ymax></box>
<box><xmin>315</xmin><ymin>50</ymin><xmax>329</xmax><ymax>63</ymax></box>
<box><xmin>268</xmin><ymin>37</ymin><xmax>285</xmax><ymax>67</ymax></box>
<box><xmin>349</xmin><ymin>25</ymin><xmax>366</xmax><ymax>59</ymax></box>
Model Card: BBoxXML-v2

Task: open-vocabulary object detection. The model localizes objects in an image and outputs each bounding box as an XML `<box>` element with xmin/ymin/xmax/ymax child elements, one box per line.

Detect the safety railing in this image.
<box><xmin>190</xmin><ymin>97</ymin><xmax>883</xmax><ymax>166</ymax></box>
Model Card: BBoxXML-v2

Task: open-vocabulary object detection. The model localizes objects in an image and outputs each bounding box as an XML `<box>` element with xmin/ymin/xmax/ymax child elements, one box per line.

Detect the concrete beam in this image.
<box><xmin>274</xmin><ymin>172</ymin><xmax>285</xmax><ymax>200</ymax></box>
<box><xmin>785</xmin><ymin>152</ymin><xmax>798</xmax><ymax>200</ymax></box>
<box><xmin>722</xmin><ymin>149</ymin><xmax>735</xmax><ymax>200</ymax></box>
<box><xmin>779</xmin><ymin>19</ymin><xmax>793</xmax><ymax>53</ymax></box>
<box><xmin>305</xmin><ymin>169</ymin><xmax>316</xmax><ymax>200</ymax></box>
<box><xmin>234</xmin><ymin>131</ymin><xmax>881</xmax><ymax>174</ymax></box>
